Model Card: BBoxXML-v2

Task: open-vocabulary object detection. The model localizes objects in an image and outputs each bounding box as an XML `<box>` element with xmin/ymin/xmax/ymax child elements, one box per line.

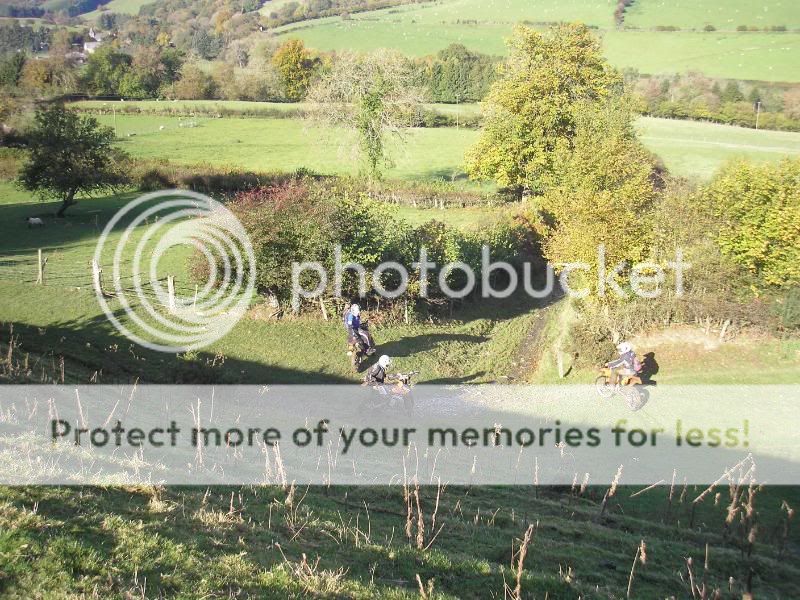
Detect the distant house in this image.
<box><xmin>84</xmin><ymin>28</ymin><xmax>105</xmax><ymax>54</ymax></box>
<box><xmin>88</xmin><ymin>28</ymin><xmax>105</xmax><ymax>42</ymax></box>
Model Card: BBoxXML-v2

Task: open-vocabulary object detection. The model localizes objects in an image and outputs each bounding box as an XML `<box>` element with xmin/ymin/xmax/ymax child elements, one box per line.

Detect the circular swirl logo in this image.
<box><xmin>93</xmin><ymin>190</ymin><xmax>256</xmax><ymax>353</ymax></box>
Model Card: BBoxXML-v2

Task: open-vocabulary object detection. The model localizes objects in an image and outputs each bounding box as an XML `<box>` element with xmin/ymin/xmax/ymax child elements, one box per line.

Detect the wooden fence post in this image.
<box><xmin>167</xmin><ymin>275</ymin><xmax>176</xmax><ymax>313</ymax></box>
<box><xmin>319</xmin><ymin>296</ymin><xmax>328</xmax><ymax>321</ymax></box>
<box><xmin>36</xmin><ymin>249</ymin><xmax>47</xmax><ymax>285</ymax></box>
<box><xmin>719</xmin><ymin>319</ymin><xmax>731</xmax><ymax>341</ymax></box>
<box><xmin>555</xmin><ymin>346</ymin><xmax>565</xmax><ymax>379</ymax></box>
<box><xmin>91</xmin><ymin>260</ymin><xmax>103</xmax><ymax>295</ymax></box>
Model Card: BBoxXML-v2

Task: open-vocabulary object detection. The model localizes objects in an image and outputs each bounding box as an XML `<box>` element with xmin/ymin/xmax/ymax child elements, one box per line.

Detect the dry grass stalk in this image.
<box><xmin>626</xmin><ymin>539</ymin><xmax>647</xmax><ymax>599</ymax></box>
<box><xmin>505</xmin><ymin>523</ymin><xmax>536</xmax><ymax>600</ymax></box>
<box><xmin>599</xmin><ymin>464</ymin><xmax>624</xmax><ymax>516</ymax></box>
<box><xmin>416</xmin><ymin>574</ymin><xmax>434</xmax><ymax>599</ymax></box>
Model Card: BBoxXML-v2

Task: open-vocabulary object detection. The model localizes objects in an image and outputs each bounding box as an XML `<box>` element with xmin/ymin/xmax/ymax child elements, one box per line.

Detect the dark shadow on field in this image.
<box><xmin>419</xmin><ymin>168</ymin><xmax>470</xmax><ymax>182</ymax></box>
<box><xmin>424</xmin><ymin>371</ymin><xmax>487</xmax><ymax>384</ymax></box>
<box><xmin>1</xmin><ymin>313</ymin><xmax>352</xmax><ymax>385</ymax></box>
<box><xmin>0</xmin><ymin>192</ymin><xmax>146</xmax><ymax>256</ymax></box>
<box><xmin>379</xmin><ymin>333</ymin><xmax>488</xmax><ymax>358</ymax></box>
<box><xmin>640</xmin><ymin>352</ymin><xmax>659</xmax><ymax>386</ymax></box>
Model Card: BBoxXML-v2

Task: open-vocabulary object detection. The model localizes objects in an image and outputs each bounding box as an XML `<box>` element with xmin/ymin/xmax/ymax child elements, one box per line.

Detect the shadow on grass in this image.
<box><xmin>1</xmin><ymin>313</ymin><xmax>353</xmax><ymax>385</ymax></box>
<box><xmin>0</xmin><ymin>191</ymin><xmax>141</xmax><ymax>256</ymax></box>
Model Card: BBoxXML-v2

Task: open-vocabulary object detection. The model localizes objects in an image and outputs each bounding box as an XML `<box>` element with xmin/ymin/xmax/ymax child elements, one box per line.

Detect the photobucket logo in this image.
<box><xmin>292</xmin><ymin>245</ymin><xmax>690</xmax><ymax>308</ymax></box>
<box><xmin>93</xmin><ymin>190</ymin><xmax>256</xmax><ymax>353</ymax></box>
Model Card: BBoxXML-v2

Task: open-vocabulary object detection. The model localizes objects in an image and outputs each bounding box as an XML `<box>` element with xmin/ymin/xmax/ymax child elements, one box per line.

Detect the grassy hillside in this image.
<box><xmin>70</xmin><ymin>110</ymin><xmax>800</xmax><ymax>181</ymax></box>
<box><xmin>0</xmin><ymin>183</ymin><xmax>539</xmax><ymax>385</ymax></box>
<box><xmin>81</xmin><ymin>0</ymin><xmax>155</xmax><ymax>19</ymax></box>
<box><xmin>273</xmin><ymin>0</ymin><xmax>800</xmax><ymax>81</ymax></box>
<box><xmin>624</xmin><ymin>0</ymin><xmax>800</xmax><ymax>30</ymax></box>
<box><xmin>1</xmin><ymin>483</ymin><xmax>798</xmax><ymax>598</ymax></box>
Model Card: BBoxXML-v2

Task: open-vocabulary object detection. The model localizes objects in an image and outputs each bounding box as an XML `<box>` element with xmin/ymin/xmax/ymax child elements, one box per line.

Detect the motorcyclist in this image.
<box><xmin>606</xmin><ymin>342</ymin><xmax>638</xmax><ymax>387</ymax></box>
<box><xmin>345</xmin><ymin>303</ymin><xmax>375</xmax><ymax>354</ymax></box>
<box><xmin>365</xmin><ymin>354</ymin><xmax>393</xmax><ymax>385</ymax></box>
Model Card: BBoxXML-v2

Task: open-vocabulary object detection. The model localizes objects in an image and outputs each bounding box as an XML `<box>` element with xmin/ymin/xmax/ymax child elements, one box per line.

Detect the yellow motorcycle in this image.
<box><xmin>595</xmin><ymin>365</ymin><xmax>645</xmax><ymax>411</ymax></box>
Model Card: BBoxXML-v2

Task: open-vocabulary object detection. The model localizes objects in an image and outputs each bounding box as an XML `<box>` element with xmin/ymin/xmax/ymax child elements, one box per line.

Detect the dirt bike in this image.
<box><xmin>595</xmin><ymin>365</ymin><xmax>646</xmax><ymax>411</ymax></box>
<box><xmin>363</xmin><ymin>371</ymin><xmax>419</xmax><ymax>414</ymax></box>
<box><xmin>346</xmin><ymin>321</ymin><xmax>375</xmax><ymax>372</ymax></box>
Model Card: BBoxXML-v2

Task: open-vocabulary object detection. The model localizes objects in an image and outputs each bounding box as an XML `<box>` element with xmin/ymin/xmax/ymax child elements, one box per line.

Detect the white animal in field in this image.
<box><xmin>26</xmin><ymin>217</ymin><xmax>44</xmax><ymax>228</ymax></box>
<box><xmin>159</xmin><ymin>125</ymin><xmax>165</xmax><ymax>131</ymax></box>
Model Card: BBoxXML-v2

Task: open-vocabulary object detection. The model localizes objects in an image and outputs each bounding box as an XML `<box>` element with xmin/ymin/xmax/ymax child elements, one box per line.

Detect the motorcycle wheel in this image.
<box><xmin>595</xmin><ymin>375</ymin><xmax>614</xmax><ymax>399</ymax></box>
<box><xmin>622</xmin><ymin>386</ymin><xmax>644</xmax><ymax>411</ymax></box>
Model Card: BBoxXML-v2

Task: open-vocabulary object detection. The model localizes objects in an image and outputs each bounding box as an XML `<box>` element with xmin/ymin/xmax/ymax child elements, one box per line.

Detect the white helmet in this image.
<box><xmin>617</xmin><ymin>342</ymin><xmax>633</xmax><ymax>354</ymax></box>
<box><xmin>378</xmin><ymin>355</ymin><xmax>392</xmax><ymax>368</ymax></box>
<box><xmin>350</xmin><ymin>304</ymin><xmax>360</xmax><ymax>316</ymax></box>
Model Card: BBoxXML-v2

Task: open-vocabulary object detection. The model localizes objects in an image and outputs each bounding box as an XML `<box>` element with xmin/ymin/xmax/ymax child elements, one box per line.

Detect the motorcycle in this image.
<box><xmin>595</xmin><ymin>365</ymin><xmax>646</xmax><ymax>411</ymax></box>
<box><xmin>363</xmin><ymin>371</ymin><xmax>419</xmax><ymax>414</ymax></box>
<box><xmin>346</xmin><ymin>321</ymin><xmax>376</xmax><ymax>371</ymax></box>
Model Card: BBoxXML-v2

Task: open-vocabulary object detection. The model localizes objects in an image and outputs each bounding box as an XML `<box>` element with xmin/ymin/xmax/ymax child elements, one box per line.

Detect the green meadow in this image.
<box><xmin>80</xmin><ymin>110</ymin><xmax>800</xmax><ymax>182</ymax></box>
<box><xmin>623</xmin><ymin>0</ymin><xmax>800</xmax><ymax>30</ymax></box>
<box><xmin>274</xmin><ymin>0</ymin><xmax>800</xmax><ymax>81</ymax></box>
<box><xmin>80</xmin><ymin>0</ymin><xmax>155</xmax><ymax>19</ymax></box>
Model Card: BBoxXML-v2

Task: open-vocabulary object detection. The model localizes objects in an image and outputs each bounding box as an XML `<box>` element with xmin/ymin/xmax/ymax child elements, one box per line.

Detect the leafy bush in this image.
<box><xmin>217</xmin><ymin>180</ymin><xmax>534</xmax><ymax>314</ymax></box>
<box><xmin>701</xmin><ymin>159</ymin><xmax>800</xmax><ymax>288</ymax></box>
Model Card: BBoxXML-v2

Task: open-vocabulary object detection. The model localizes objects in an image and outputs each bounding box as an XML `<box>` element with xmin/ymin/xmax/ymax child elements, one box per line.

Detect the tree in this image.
<box><xmin>783</xmin><ymin>88</ymin><xmax>800</xmax><ymax>120</ymax></box>
<box><xmin>272</xmin><ymin>38</ymin><xmax>317</xmax><ymax>101</ymax></box>
<box><xmin>0</xmin><ymin>52</ymin><xmax>25</xmax><ymax>88</ymax></box>
<box><xmin>173</xmin><ymin>62</ymin><xmax>215</xmax><ymax>99</ymax></box>
<box><xmin>19</xmin><ymin>58</ymin><xmax>52</xmax><ymax>93</ymax></box>
<box><xmin>19</xmin><ymin>104</ymin><xmax>127</xmax><ymax>217</ymax></box>
<box><xmin>531</xmin><ymin>98</ymin><xmax>659</xmax><ymax>301</ymax></box>
<box><xmin>189</xmin><ymin>28</ymin><xmax>221</xmax><ymax>60</ymax></box>
<box><xmin>701</xmin><ymin>159</ymin><xmax>800</xmax><ymax>288</ymax></box>
<box><xmin>83</xmin><ymin>46</ymin><xmax>133</xmax><ymax>95</ymax></box>
<box><xmin>465</xmin><ymin>24</ymin><xmax>621</xmax><ymax>193</ymax></box>
<box><xmin>720</xmin><ymin>81</ymin><xmax>744</xmax><ymax>103</ymax></box>
<box><xmin>306</xmin><ymin>49</ymin><xmax>424</xmax><ymax>179</ymax></box>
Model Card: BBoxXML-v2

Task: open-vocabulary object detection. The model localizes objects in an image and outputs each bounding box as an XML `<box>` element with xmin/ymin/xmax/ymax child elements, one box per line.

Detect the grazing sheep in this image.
<box><xmin>159</xmin><ymin>125</ymin><xmax>165</xmax><ymax>131</ymax></box>
<box><xmin>26</xmin><ymin>217</ymin><xmax>44</xmax><ymax>228</ymax></box>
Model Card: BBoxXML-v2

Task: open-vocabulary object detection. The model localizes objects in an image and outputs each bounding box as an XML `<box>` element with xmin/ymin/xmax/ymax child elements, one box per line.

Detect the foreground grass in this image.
<box><xmin>80</xmin><ymin>111</ymin><xmax>800</xmax><ymax>182</ymax></box>
<box><xmin>0</xmin><ymin>483</ymin><xmax>797</xmax><ymax>598</ymax></box>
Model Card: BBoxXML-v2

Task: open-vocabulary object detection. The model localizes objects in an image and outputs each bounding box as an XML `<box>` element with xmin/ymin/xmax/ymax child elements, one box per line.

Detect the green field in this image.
<box><xmin>275</xmin><ymin>0</ymin><xmax>800</xmax><ymax>81</ymax></box>
<box><xmin>624</xmin><ymin>0</ymin><xmax>800</xmax><ymax>30</ymax></box>
<box><xmin>634</xmin><ymin>116</ymin><xmax>800</xmax><ymax>179</ymax></box>
<box><xmin>81</xmin><ymin>0</ymin><xmax>155</xmax><ymax>20</ymax></box>
<box><xmin>79</xmin><ymin>110</ymin><xmax>800</xmax><ymax>181</ymax></box>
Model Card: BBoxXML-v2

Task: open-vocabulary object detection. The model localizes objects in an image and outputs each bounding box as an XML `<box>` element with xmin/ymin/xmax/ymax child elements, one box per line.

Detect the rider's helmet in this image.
<box><xmin>378</xmin><ymin>355</ymin><xmax>392</xmax><ymax>368</ymax></box>
<box><xmin>350</xmin><ymin>304</ymin><xmax>360</xmax><ymax>317</ymax></box>
<box><xmin>616</xmin><ymin>341</ymin><xmax>633</xmax><ymax>354</ymax></box>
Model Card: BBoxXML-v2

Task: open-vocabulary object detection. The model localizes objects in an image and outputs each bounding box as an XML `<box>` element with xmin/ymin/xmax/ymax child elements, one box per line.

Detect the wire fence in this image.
<box><xmin>0</xmin><ymin>248</ymin><xmax>201</xmax><ymax>305</ymax></box>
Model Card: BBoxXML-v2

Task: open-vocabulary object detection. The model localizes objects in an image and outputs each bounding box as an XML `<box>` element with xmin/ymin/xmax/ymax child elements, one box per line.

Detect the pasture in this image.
<box><xmin>81</xmin><ymin>0</ymin><xmax>154</xmax><ymax>19</ymax></box>
<box><xmin>79</xmin><ymin>109</ymin><xmax>800</xmax><ymax>181</ymax></box>
<box><xmin>623</xmin><ymin>0</ymin><xmax>800</xmax><ymax>30</ymax></box>
<box><xmin>274</xmin><ymin>0</ymin><xmax>800</xmax><ymax>81</ymax></box>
